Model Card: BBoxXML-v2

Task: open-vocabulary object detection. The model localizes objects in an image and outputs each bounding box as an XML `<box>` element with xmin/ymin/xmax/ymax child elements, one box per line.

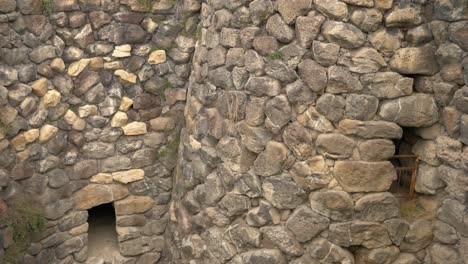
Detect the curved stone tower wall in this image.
<box><xmin>0</xmin><ymin>0</ymin><xmax>467</xmax><ymax>263</ymax></box>
<box><xmin>0</xmin><ymin>0</ymin><xmax>200</xmax><ymax>263</ymax></box>
<box><xmin>171</xmin><ymin>0</ymin><xmax>467</xmax><ymax>263</ymax></box>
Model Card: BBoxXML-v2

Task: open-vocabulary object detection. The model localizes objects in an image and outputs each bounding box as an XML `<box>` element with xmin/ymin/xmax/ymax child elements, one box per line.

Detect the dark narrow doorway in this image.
<box><xmin>390</xmin><ymin>127</ymin><xmax>419</xmax><ymax>199</ymax></box>
<box><xmin>87</xmin><ymin>203</ymin><xmax>120</xmax><ymax>261</ymax></box>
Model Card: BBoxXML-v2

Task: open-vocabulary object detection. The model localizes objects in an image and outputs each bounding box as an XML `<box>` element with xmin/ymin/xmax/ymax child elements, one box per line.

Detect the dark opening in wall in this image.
<box><xmin>87</xmin><ymin>203</ymin><xmax>120</xmax><ymax>261</ymax></box>
<box><xmin>390</xmin><ymin>127</ymin><xmax>419</xmax><ymax>200</ymax></box>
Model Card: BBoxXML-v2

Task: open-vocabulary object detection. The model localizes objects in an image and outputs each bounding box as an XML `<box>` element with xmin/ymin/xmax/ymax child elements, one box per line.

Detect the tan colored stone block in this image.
<box><xmin>122</xmin><ymin>122</ymin><xmax>147</xmax><ymax>135</ymax></box>
<box><xmin>69</xmin><ymin>223</ymin><xmax>88</xmax><ymax>236</ymax></box>
<box><xmin>90</xmin><ymin>173</ymin><xmax>113</xmax><ymax>184</ymax></box>
<box><xmin>11</xmin><ymin>134</ymin><xmax>27</xmax><ymax>151</ymax></box>
<box><xmin>150</xmin><ymin>117</ymin><xmax>175</xmax><ymax>131</ymax></box>
<box><xmin>112</xmin><ymin>45</ymin><xmax>132</xmax><ymax>58</ymax></box>
<box><xmin>74</xmin><ymin>184</ymin><xmax>129</xmax><ymax>210</ymax></box>
<box><xmin>104</xmin><ymin>61</ymin><xmax>124</xmax><ymax>70</ymax></box>
<box><xmin>114</xmin><ymin>195</ymin><xmax>154</xmax><ymax>215</ymax></box>
<box><xmin>72</xmin><ymin>118</ymin><xmax>86</xmax><ymax>131</ymax></box>
<box><xmin>50</xmin><ymin>58</ymin><xmax>65</xmax><ymax>73</ymax></box>
<box><xmin>64</xmin><ymin>110</ymin><xmax>78</xmax><ymax>125</ymax></box>
<box><xmin>119</xmin><ymin>96</ymin><xmax>133</xmax><ymax>111</ymax></box>
<box><xmin>112</xmin><ymin>169</ymin><xmax>145</xmax><ymax>184</ymax></box>
<box><xmin>39</xmin><ymin>125</ymin><xmax>58</xmax><ymax>143</ymax></box>
<box><xmin>31</xmin><ymin>78</ymin><xmax>49</xmax><ymax>97</ymax></box>
<box><xmin>89</xmin><ymin>57</ymin><xmax>104</xmax><ymax>70</ymax></box>
<box><xmin>68</xmin><ymin>59</ymin><xmax>90</xmax><ymax>77</ymax></box>
<box><xmin>115</xmin><ymin>69</ymin><xmax>137</xmax><ymax>83</ymax></box>
<box><xmin>42</xmin><ymin>90</ymin><xmax>61</xmax><ymax>108</ymax></box>
<box><xmin>148</xmin><ymin>50</ymin><xmax>166</xmax><ymax>65</ymax></box>
<box><xmin>23</xmin><ymin>129</ymin><xmax>39</xmax><ymax>143</ymax></box>
<box><xmin>111</xmin><ymin>112</ymin><xmax>128</xmax><ymax>128</ymax></box>
<box><xmin>78</xmin><ymin>105</ymin><xmax>98</xmax><ymax>118</ymax></box>
<box><xmin>17</xmin><ymin>150</ymin><xmax>30</xmax><ymax>162</ymax></box>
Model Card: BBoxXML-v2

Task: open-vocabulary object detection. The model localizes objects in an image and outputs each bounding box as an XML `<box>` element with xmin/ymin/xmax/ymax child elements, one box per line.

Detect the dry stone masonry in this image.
<box><xmin>0</xmin><ymin>0</ymin><xmax>467</xmax><ymax>263</ymax></box>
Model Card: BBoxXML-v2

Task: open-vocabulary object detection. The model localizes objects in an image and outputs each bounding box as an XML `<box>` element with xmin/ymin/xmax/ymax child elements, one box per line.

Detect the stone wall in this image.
<box><xmin>171</xmin><ymin>0</ymin><xmax>468</xmax><ymax>264</ymax></box>
<box><xmin>0</xmin><ymin>0</ymin><xmax>200</xmax><ymax>263</ymax></box>
<box><xmin>0</xmin><ymin>0</ymin><xmax>467</xmax><ymax>263</ymax></box>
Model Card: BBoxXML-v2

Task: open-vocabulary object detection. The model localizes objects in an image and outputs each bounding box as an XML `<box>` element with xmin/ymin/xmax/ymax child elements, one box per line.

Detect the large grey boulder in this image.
<box><xmin>379</xmin><ymin>94</ymin><xmax>439</xmax><ymax>127</ymax></box>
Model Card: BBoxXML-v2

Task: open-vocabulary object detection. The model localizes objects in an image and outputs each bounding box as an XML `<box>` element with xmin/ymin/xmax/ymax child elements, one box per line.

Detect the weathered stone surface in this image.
<box><xmin>310</xmin><ymin>190</ymin><xmax>353</xmax><ymax>221</ymax></box>
<box><xmin>99</xmin><ymin>24</ymin><xmax>147</xmax><ymax>45</ymax></box>
<box><xmin>0</xmin><ymin>0</ymin><xmax>16</xmax><ymax>13</ymax></box>
<box><xmin>384</xmin><ymin>218</ymin><xmax>409</xmax><ymax>246</ymax></box>
<box><xmin>389</xmin><ymin>47</ymin><xmax>439</xmax><ymax>75</ymax></box>
<box><xmin>433</xmin><ymin>221</ymin><xmax>458</xmax><ymax>245</ymax></box>
<box><xmin>355</xmin><ymin>192</ymin><xmax>399</xmax><ymax>221</ymax></box>
<box><xmin>254</xmin><ymin>141</ymin><xmax>288</xmax><ymax>176</ymax></box>
<box><xmin>415</xmin><ymin>163</ymin><xmax>445</xmax><ymax>194</ymax></box>
<box><xmin>282</xmin><ymin>122</ymin><xmax>316</xmax><ymax>161</ymax></box>
<box><xmin>361</xmin><ymin>72</ymin><xmax>413</xmax><ymax>99</ymax></box>
<box><xmin>307</xmin><ymin>238</ymin><xmax>354</xmax><ymax>263</ymax></box>
<box><xmin>338</xmin><ymin>48</ymin><xmax>386</xmax><ymax>74</ymax></box>
<box><xmin>316</xmin><ymin>94</ymin><xmax>345</xmax><ymax>121</ymax></box>
<box><xmin>149</xmin><ymin>50</ymin><xmax>167</xmax><ymax>65</ymax></box>
<box><xmin>453</xmin><ymin>86</ymin><xmax>468</xmax><ymax>114</ymax></box>
<box><xmin>245</xmin><ymin>77</ymin><xmax>281</xmax><ymax>97</ymax></box>
<box><xmin>266</xmin><ymin>14</ymin><xmax>295</xmax><ymax>43</ymax></box>
<box><xmin>434</xmin><ymin>0</ymin><xmax>468</xmax><ymax>22</ymax></box>
<box><xmin>236</xmin><ymin>121</ymin><xmax>272</xmax><ymax>154</ymax></box>
<box><xmin>379</xmin><ymin>94</ymin><xmax>439</xmax><ymax>127</ymax></box>
<box><xmin>327</xmin><ymin>66</ymin><xmax>363</xmax><ymax>94</ymax></box>
<box><xmin>315</xmin><ymin>0</ymin><xmax>348</xmax><ymax>21</ymax></box>
<box><xmin>263</xmin><ymin>175</ymin><xmax>306</xmax><ymax>209</ymax></box>
<box><xmin>74</xmin><ymin>184</ymin><xmax>129</xmax><ymax>210</ymax></box>
<box><xmin>260</xmin><ymin>226</ymin><xmax>303</xmax><ymax>256</ymax></box>
<box><xmin>218</xmin><ymin>193</ymin><xmax>250</xmax><ymax>217</ymax></box>
<box><xmin>115</xmin><ymin>195</ymin><xmax>154</xmax><ymax>215</ymax></box>
<box><xmin>286</xmin><ymin>205</ymin><xmax>329</xmax><ymax>242</ymax></box>
<box><xmin>351</xmin><ymin>8</ymin><xmax>383</xmax><ymax>32</ymax></box>
<box><xmin>231</xmin><ymin>249</ymin><xmax>285</xmax><ymax>264</ymax></box>
<box><xmin>316</xmin><ymin>133</ymin><xmax>355</xmax><ymax>159</ymax></box>
<box><xmin>122</xmin><ymin>122</ymin><xmax>147</xmax><ymax>136</ymax></box>
<box><xmin>312</xmin><ymin>41</ymin><xmax>340</xmax><ymax>67</ymax></box>
<box><xmin>265</xmin><ymin>95</ymin><xmax>291</xmax><ymax>133</ymax></box>
<box><xmin>339</xmin><ymin>119</ymin><xmax>402</xmax><ymax>139</ymax></box>
<box><xmin>359</xmin><ymin>139</ymin><xmax>395</xmax><ymax>161</ymax></box>
<box><xmin>112</xmin><ymin>169</ymin><xmax>144</xmax><ymax>184</ymax></box>
<box><xmin>386</xmin><ymin>7</ymin><xmax>422</xmax><ymax>27</ymax></box>
<box><xmin>400</xmin><ymin>220</ymin><xmax>433</xmax><ymax>253</ymax></box>
<box><xmin>449</xmin><ymin>21</ymin><xmax>468</xmax><ymax>51</ymax></box>
<box><xmin>322</xmin><ymin>21</ymin><xmax>366</xmax><ymax>49</ymax></box>
<box><xmin>334</xmin><ymin>161</ymin><xmax>397</xmax><ymax>192</ymax></box>
<box><xmin>295</xmin><ymin>15</ymin><xmax>325</xmax><ymax>48</ymax></box>
<box><xmin>356</xmin><ymin>246</ymin><xmax>400</xmax><ymax>264</ymax></box>
<box><xmin>291</xmin><ymin>156</ymin><xmax>331</xmax><ymax>191</ymax></box>
<box><xmin>298</xmin><ymin>59</ymin><xmax>327</xmax><ymax>92</ymax></box>
<box><xmin>329</xmin><ymin>221</ymin><xmax>392</xmax><ymax>248</ymax></box>
<box><xmin>297</xmin><ymin>106</ymin><xmax>334</xmax><ymax>133</ymax></box>
<box><xmin>278</xmin><ymin>0</ymin><xmax>312</xmax><ymax>24</ymax></box>
<box><xmin>369</xmin><ymin>28</ymin><xmax>403</xmax><ymax>56</ymax></box>
<box><xmin>0</xmin><ymin>65</ymin><xmax>18</xmax><ymax>86</ymax></box>
<box><xmin>345</xmin><ymin>94</ymin><xmax>379</xmax><ymax>121</ymax></box>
